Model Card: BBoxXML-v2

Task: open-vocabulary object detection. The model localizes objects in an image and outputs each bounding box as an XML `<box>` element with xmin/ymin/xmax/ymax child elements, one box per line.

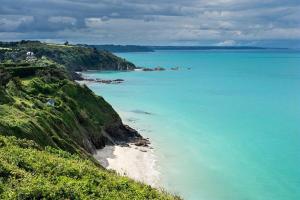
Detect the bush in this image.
<box><xmin>8</xmin><ymin>66</ymin><xmax>45</xmax><ymax>78</ymax></box>
<box><xmin>36</xmin><ymin>67</ymin><xmax>69</xmax><ymax>82</ymax></box>
<box><xmin>0</xmin><ymin>67</ymin><xmax>11</xmax><ymax>86</ymax></box>
<box><xmin>0</xmin><ymin>135</ymin><xmax>179</xmax><ymax>200</ymax></box>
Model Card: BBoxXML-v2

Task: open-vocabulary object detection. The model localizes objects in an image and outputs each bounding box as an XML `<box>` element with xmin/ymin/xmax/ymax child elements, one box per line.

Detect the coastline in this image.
<box><xmin>81</xmin><ymin>50</ymin><xmax>300</xmax><ymax>200</ymax></box>
<box><xmin>94</xmin><ymin>144</ymin><xmax>160</xmax><ymax>187</ymax></box>
<box><xmin>77</xmin><ymin>77</ymin><xmax>161</xmax><ymax>186</ymax></box>
<box><xmin>93</xmin><ymin>109</ymin><xmax>160</xmax><ymax>187</ymax></box>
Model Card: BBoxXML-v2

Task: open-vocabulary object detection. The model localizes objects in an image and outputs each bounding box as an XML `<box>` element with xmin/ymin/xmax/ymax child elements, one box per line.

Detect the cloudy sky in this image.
<box><xmin>0</xmin><ymin>0</ymin><xmax>299</xmax><ymax>47</ymax></box>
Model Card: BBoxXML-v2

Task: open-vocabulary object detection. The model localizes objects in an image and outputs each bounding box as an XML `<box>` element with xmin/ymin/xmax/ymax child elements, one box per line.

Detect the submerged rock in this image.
<box><xmin>154</xmin><ymin>67</ymin><xmax>166</xmax><ymax>71</ymax></box>
<box><xmin>142</xmin><ymin>68</ymin><xmax>154</xmax><ymax>71</ymax></box>
<box><xmin>131</xmin><ymin>109</ymin><xmax>152</xmax><ymax>115</ymax></box>
<box><xmin>71</xmin><ymin>71</ymin><xmax>84</xmax><ymax>80</ymax></box>
<box><xmin>81</xmin><ymin>77</ymin><xmax>125</xmax><ymax>84</ymax></box>
<box><xmin>141</xmin><ymin>67</ymin><xmax>166</xmax><ymax>71</ymax></box>
<box><xmin>171</xmin><ymin>67</ymin><xmax>179</xmax><ymax>70</ymax></box>
<box><xmin>134</xmin><ymin>138</ymin><xmax>151</xmax><ymax>147</ymax></box>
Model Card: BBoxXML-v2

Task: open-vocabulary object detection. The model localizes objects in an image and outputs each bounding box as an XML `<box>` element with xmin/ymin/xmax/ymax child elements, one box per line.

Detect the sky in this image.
<box><xmin>0</xmin><ymin>0</ymin><xmax>300</xmax><ymax>47</ymax></box>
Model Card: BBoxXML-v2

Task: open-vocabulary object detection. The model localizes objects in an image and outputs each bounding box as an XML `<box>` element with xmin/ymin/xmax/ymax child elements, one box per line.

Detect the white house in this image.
<box><xmin>26</xmin><ymin>51</ymin><xmax>34</xmax><ymax>56</ymax></box>
<box><xmin>26</xmin><ymin>51</ymin><xmax>36</xmax><ymax>61</ymax></box>
<box><xmin>46</xmin><ymin>99</ymin><xmax>55</xmax><ymax>107</ymax></box>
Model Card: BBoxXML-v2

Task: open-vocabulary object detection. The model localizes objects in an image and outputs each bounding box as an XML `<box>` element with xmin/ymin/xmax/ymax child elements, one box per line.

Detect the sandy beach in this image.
<box><xmin>94</xmin><ymin>144</ymin><xmax>160</xmax><ymax>187</ymax></box>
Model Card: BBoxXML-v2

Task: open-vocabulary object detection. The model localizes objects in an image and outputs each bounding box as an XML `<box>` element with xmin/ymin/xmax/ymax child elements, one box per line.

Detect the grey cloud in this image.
<box><xmin>0</xmin><ymin>0</ymin><xmax>299</xmax><ymax>47</ymax></box>
<box><xmin>0</xmin><ymin>15</ymin><xmax>34</xmax><ymax>32</ymax></box>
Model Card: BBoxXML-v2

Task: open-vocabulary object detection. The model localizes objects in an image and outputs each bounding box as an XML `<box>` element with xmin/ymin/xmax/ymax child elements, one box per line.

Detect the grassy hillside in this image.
<box><xmin>0</xmin><ymin>61</ymin><xmax>139</xmax><ymax>157</ymax></box>
<box><xmin>0</xmin><ymin>58</ymin><xmax>179</xmax><ymax>199</ymax></box>
<box><xmin>0</xmin><ymin>41</ymin><xmax>136</xmax><ymax>71</ymax></box>
<box><xmin>0</xmin><ymin>135</ymin><xmax>178</xmax><ymax>199</ymax></box>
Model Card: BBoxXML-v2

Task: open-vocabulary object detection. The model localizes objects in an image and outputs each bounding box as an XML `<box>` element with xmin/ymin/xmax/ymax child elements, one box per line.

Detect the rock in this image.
<box><xmin>134</xmin><ymin>138</ymin><xmax>150</xmax><ymax>147</ymax></box>
<box><xmin>81</xmin><ymin>77</ymin><xmax>124</xmax><ymax>84</ymax></box>
<box><xmin>123</xmin><ymin>125</ymin><xmax>140</xmax><ymax>137</ymax></box>
<box><xmin>100</xmin><ymin>80</ymin><xmax>113</xmax><ymax>84</ymax></box>
<box><xmin>119</xmin><ymin>143</ymin><xmax>130</xmax><ymax>147</ymax></box>
<box><xmin>171</xmin><ymin>67</ymin><xmax>179</xmax><ymax>70</ymax></box>
<box><xmin>142</xmin><ymin>68</ymin><xmax>154</xmax><ymax>71</ymax></box>
<box><xmin>71</xmin><ymin>71</ymin><xmax>84</xmax><ymax>80</ymax></box>
<box><xmin>142</xmin><ymin>67</ymin><xmax>166</xmax><ymax>71</ymax></box>
<box><xmin>154</xmin><ymin>67</ymin><xmax>166</xmax><ymax>71</ymax></box>
<box><xmin>131</xmin><ymin>109</ymin><xmax>152</xmax><ymax>115</ymax></box>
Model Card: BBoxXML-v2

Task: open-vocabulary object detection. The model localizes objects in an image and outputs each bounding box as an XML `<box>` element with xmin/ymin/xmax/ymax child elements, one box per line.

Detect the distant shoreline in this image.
<box><xmin>77</xmin><ymin>73</ymin><xmax>159</xmax><ymax>185</ymax></box>
<box><xmin>89</xmin><ymin>44</ymin><xmax>289</xmax><ymax>53</ymax></box>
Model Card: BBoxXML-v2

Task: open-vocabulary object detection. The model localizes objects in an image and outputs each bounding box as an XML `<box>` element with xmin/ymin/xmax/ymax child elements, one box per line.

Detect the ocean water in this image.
<box><xmin>84</xmin><ymin>50</ymin><xmax>300</xmax><ymax>200</ymax></box>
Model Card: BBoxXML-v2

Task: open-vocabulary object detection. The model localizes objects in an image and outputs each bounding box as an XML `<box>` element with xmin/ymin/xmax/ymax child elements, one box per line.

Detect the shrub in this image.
<box><xmin>0</xmin><ymin>135</ymin><xmax>179</xmax><ymax>200</ymax></box>
<box><xmin>0</xmin><ymin>67</ymin><xmax>11</xmax><ymax>86</ymax></box>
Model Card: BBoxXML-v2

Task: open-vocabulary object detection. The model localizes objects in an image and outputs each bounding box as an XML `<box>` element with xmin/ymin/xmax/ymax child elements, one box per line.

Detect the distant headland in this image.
<box><xmin>89</xmin><ymin>45</ymin><xmax>288</xmax><ymax>53</ymax></box>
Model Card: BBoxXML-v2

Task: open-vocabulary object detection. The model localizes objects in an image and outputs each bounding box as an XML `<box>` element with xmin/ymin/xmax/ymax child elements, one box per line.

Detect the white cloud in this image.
<box><xmin>85</xmin><ymin>18</ymin><xmax>106</xmax><ymax>28</ymax></box>
<box><xmin>48</xmin><ymin>16</ymin><xmax>77</xmax><ymax>25</ymax></box>
<box><xmin>0</xmin><ymin>0</ymin><xmax>299</xmax><ymax>46</ymax></box>
<box><xmin>216</xmin><ymin>40</ymin><xmax>237</xmax><ymax>46</ymax></box>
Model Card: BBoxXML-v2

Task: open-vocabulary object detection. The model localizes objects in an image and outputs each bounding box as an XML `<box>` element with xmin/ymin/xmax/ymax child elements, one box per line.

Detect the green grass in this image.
<box><xmin>0</xmin><ymin>53</ymin><xmax>180</xmax><ymax>199</ymax></box>
<box><xmin>46</xmin><ymin>43</ymin><xmax>74</xmax><ymax>48</ymax></box>
<box><xmin>0</xmin><ymin>75</ymin><xmax>117</xmax><ymax>156</ymax></box>
<box><xmin>0</xmin><ymin>135</ymin><xmax>179</xmax><ymax>200</ymax></box>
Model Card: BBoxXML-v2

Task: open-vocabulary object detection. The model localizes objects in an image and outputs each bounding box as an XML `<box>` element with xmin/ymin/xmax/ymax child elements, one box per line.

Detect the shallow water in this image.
<box><xmin>84</xmin><ymin>50</ymin><xmax>300</xmax><ymax>200</ymax></box>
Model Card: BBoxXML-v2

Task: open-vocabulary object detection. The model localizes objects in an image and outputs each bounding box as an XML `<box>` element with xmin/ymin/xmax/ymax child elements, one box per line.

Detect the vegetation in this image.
<box><xmin>0</xmin><ymin>61</ymin><xmax>130</xmax><ymax>157</ymax></box>
<box><xmin>0</xmin><ymin>43</ymin><xmax>179</xmax><ymax>199</ymax></box>
<box><xmin>0</xmin><ymin>57</ymin><xmax>58</xmax><ymax>78</ymax></box>
<box><xmin>0</xmin><ymin>67</ymin><xmax>11</xmax><ymax>86</ymax></box>
<box><xmin>0</xmin><ymin>135</ymin><xmax>178</xmax><ymax>199</ymax></box>
<box><xmin>0</xmin><ymin>41</ymin><xmax>136</xmax><ymax>71</ymax></box>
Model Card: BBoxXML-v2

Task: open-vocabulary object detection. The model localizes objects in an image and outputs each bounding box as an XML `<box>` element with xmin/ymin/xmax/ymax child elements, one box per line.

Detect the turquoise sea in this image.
<box><xmin>84</xmin><ymin>50</ymin><xmax>300</xmax><ymax>200</ymax></box>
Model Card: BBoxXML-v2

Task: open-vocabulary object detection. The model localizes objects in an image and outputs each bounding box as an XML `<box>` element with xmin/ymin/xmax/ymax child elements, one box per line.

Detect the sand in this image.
<box><xmin>94</xmin><ymin>144</ymin><xmax>160</xmax><ymax>187</ymax></box>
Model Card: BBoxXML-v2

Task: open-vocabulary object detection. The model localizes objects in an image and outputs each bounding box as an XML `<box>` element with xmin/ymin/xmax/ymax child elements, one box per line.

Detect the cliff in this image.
<box><xmin>0</xmin><ymin>41</ymin><xmax>136</xmax><ymax>71</ymax></box>
<box><xmin>0</xmin><ymin>60</ymin><xmax>139</xmax><ymax>157</ymax></box>
<box><xmin>0</xmin><ymin>57</ymin><xmax>179</xmax><ymax>199</ymax></box>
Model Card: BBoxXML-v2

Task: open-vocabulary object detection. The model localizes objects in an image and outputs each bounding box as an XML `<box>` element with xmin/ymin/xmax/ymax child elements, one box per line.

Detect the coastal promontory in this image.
<box><xmin>0</xmin><ymin>42</ymin><xmax>179</xmax><ymax>200</ymax></box>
